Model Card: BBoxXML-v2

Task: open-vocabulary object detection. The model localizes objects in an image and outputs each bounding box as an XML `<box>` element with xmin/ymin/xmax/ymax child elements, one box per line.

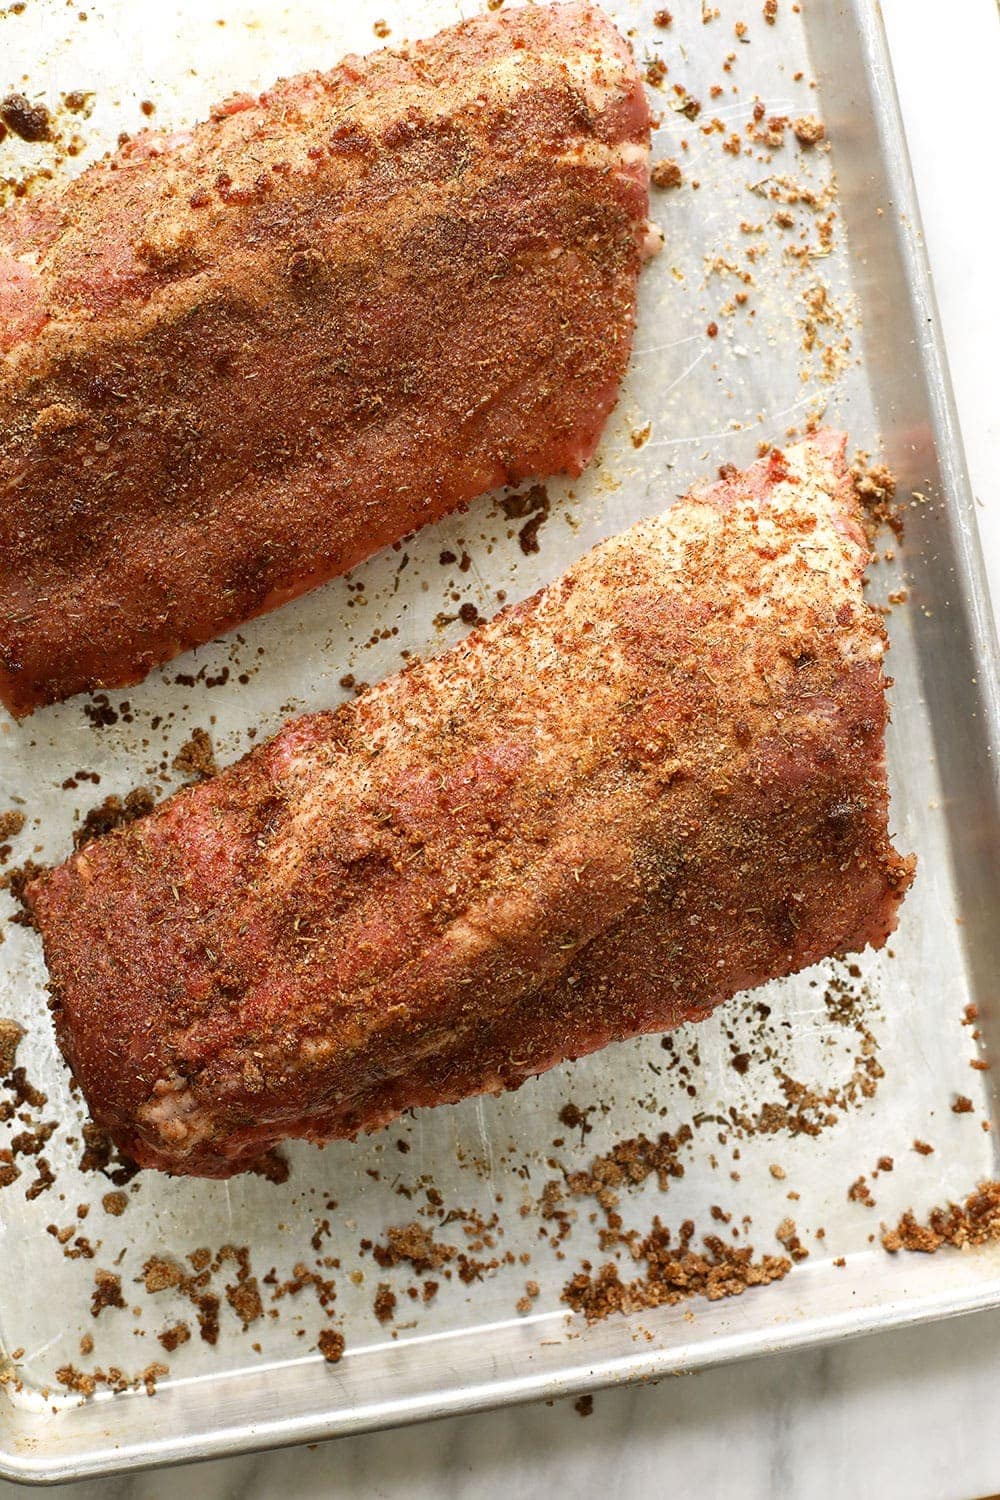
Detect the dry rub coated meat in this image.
<box><xmin>28</xmin><ymin>433</ymin><xmax>915</xmax><ymax>1178</ymax></box>
<box><xmin>0</xmin><ymin>2</ymin><xmax>655</xmax><ymax>716</ymax></box>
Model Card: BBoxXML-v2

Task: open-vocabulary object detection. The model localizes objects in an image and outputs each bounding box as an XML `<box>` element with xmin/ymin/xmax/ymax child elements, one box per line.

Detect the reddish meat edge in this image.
<box><xmin>0</xmin><ymin>2</ymin><xmax>655</xmax><ymax>717</ymax></box>
<box><xmin>28</xmin><ymin>433</ymin><xmax>915</xmax><ymax>1179</ymax></box>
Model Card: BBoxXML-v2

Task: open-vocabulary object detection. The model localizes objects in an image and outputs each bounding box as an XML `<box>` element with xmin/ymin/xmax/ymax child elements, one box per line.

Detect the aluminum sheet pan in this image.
<box><xmin>1</xmin><ymin>0</ymin><xmax>999</xmax><ymax>1483</ymax></box>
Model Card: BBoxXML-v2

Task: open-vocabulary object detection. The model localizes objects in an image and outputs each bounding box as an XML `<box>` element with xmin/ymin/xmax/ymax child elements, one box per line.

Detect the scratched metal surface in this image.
<box><xmin>1</xmin><ymin>0</ymin><xmax>999</xmax><ymax>1482</ymax></box>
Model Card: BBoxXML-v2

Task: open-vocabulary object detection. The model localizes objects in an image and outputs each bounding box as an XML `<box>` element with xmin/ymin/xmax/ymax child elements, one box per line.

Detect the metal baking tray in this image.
<box><xmin>1</xmin><ymin>0</ymin><xmax>998</xmax><ymax>1483</ymax></box>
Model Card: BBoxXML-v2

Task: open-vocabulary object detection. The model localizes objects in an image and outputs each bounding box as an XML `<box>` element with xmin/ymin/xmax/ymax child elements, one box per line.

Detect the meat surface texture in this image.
<box><xmin>28</xmin><ymin>433</ymin><xmax>915</xmax><ymax>1178</ymax></box>
<box><xmin>0</xmin><ymin>3</ymin><xmax>653</xmax><ymax>717</ymax></box>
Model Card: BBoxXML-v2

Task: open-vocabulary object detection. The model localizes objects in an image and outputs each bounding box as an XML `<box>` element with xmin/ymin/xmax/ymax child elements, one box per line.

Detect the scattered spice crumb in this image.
<box><xmin>501</xmin><ymin>484</ymin><xmax>550</xmax><ymax>556</ymax></box>
<box><xmin>847</xmin><ymin>1175</ymin><xmax>875</xmax><ymax>1208</ymax></box>
<box><xmin>0</xmin><ymin>1018</ymin><xmax>24</xmax><ymax>1078</ymax></box>
<box><xmin>651</xmin><ymin>158</ymin><xmax>683</xmax><ymax>191</ymax></box>
<box><xmin>775</xmin><ymin>1217</ymin><xmax>809</xmax><ymax>1261</ymax></box>
<box><xmin>318</xmin><ymin>1328</ymin><xmax>346</xmax><ymax>1364</ymax></box>
<box><xmin>0</xmin><ymin>92</ymin><xmax>52</xmax><ymax>142</ymax></box>
<box><xmin>913</xmin><ymin>1140</ymin><xmax>934</xmax><ymax>1156</ymax></box>
<box><xmin>0</xmin><ymin>811</ymin><xmax>25</xmax><ymax>842</ymax></box>
<box><xmin>373</xmin><ymin>1283</ymin><xmax>397</xmax><ymax>1324</ymax></box>
<box><xmin>793</xmin><ymin>115</ymin><xmax>825</xmax><ymax>147</ymax></box>
<box><xmin>882</xmin><ymin>1182</ymin><xmax>1000</xmax><ymax>1254</ymax></box>
<box><xmin>91</xmin><ymin>1269</ymin><xmax>126</xmax><ymax>1318</ymax></box>
<box><xmin>952</xmin><ymin>1095</ymin><xmax>974</xmax><ymax>1115</ymax></box>
<box><xmin>564</xmin><ymin>1217</ymin><xmax>790</xmax><ymax>1321</ymax></box>
<box><xmin>172</xmin><ymin>728</ymin><xmax>218</xmax><ymax>782</ymax></box>
<box><xmin>158</xmin><ymin>1322</ymin><xmax>191</xmax><ymax>1353</ymax></box>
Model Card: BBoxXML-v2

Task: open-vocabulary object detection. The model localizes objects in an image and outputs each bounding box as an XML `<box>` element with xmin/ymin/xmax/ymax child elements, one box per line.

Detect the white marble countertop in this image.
<box><xmin>3</xmin><ymin>1</ymin><xmax>999</xmax><ymax>1495</ymax></box>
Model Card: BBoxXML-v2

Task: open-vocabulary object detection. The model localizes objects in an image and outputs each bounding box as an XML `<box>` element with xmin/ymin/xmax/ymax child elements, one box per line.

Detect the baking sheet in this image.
<box><xmin>2</xmin><ymin>0</ymin><xmax>999</xmax><ymax>1483</ymax></box>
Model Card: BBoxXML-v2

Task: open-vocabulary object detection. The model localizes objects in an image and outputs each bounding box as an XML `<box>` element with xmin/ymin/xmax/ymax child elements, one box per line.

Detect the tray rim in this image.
<box><xmin>3</xmin><ymin>0</ymin><xmax>1000</xmax><ymax>1482</ymax></box>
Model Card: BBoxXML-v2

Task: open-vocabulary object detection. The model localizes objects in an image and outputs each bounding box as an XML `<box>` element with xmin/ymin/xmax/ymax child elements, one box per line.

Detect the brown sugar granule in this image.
<box><xmin>768</xmin><ymin>1163</ymin><xmax>786</xmax><ymax>1180</ymax></box>
<box><xmin>653</xmin><ymin>7</ymin><xmax>673</xmax><ymax>24</ymax></box>
<box><xmin>79</xmin><ymin>1334</ymin><xmax>94</xmax><ymax>1356</ymax></box>
<box><xmin>102</xmin><ymin>1190</ymin><xmax>128</xmax><ymax>1216</ymax></box>
<box><xmin>651</xmin><ymin>158</ymin><xmax>683</xmax><ymax>190</ymax></box>
<box><xmin>91</xmin><ymin>1269</ymin><xmax>126</xmax><ymax>1317</ymax></box>
<box><xmin>970</xmin><ymin>1058</ymin><xmax>991</xmax><ymax>1072</ymax></box>
<box><xmin>882</xmin><ymin>1182</ymin><xmax>1000</xmax><ymax>1255</ymax></box>
<box><xmin>318</xmin><ymin>1328</ymin><xmax>346</xmax><ymax>1364</ymax></box>
<box><xmin>373</xmin><ymin>19</ymin><xmax>390</xmax><ymax>38</ymax></box>
<box><xmin>876</xmin><ymin>1156</ymin><xmax>894</xmax><ymax>1173</ymax></box>
<box><xmin>74</xmin><ymin>788</ymin><xmax>156</xmax><ymax>851</ymax></box>
<box><xmin>0</xmin><ymin>811</ymin><xmax>25</xmax><ymax>842</ymax></box>
<box><xmin>706</xmin><ymin>322</ymin><xmax>719</xmax><ymax>338</ymax></box>
<box><xmin>373</xmin><ymin>1283</ymin><xmax>397</xmax><ymax>1324</ymax></box>
<box><xmin>575</xmin><ymin>1394</ymin><xmax>594</xmax><ymax>1417</ymax></box>
<box><xmin>158</xmin><ymin>1322</ymin><xmax>191</xmax><ymax>1353</ymax></box>
<box><xmin>952</xmin><ymin>1095</ymin><xmax>975</xmax><ymax>1114</ymax></box>
<box><xmin>172</xmin><ymin>728</ymin><xmax>219</xmax><ymax>782</ymax></box>
<box><xmin>0</xmin><ymin>93</ymin><xmax>52</xmax><ymax>142</ymax></box>
<box><xmin>0</xmin><ymin>1018</ymin><xmax>24</xmax><ymax>1078</ymax></box>
<box><xmin>645</xmin><ymin>58</ymin><xmax>668</xmax><ymax>88</ymax></box>
<box><xmin>913</xmin><ymin>1140</ymin><xmax>934</xmax><ymax>1156</ymax></box>
<box><xmin>763</xmin><ymin>0</ymin><xmax>777</xmax><ymax>21</ymax></box>
<box><xmin>793</xmin><ymin>115</ymin><xmax>825</xmax><ymax>147</ymax></box>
